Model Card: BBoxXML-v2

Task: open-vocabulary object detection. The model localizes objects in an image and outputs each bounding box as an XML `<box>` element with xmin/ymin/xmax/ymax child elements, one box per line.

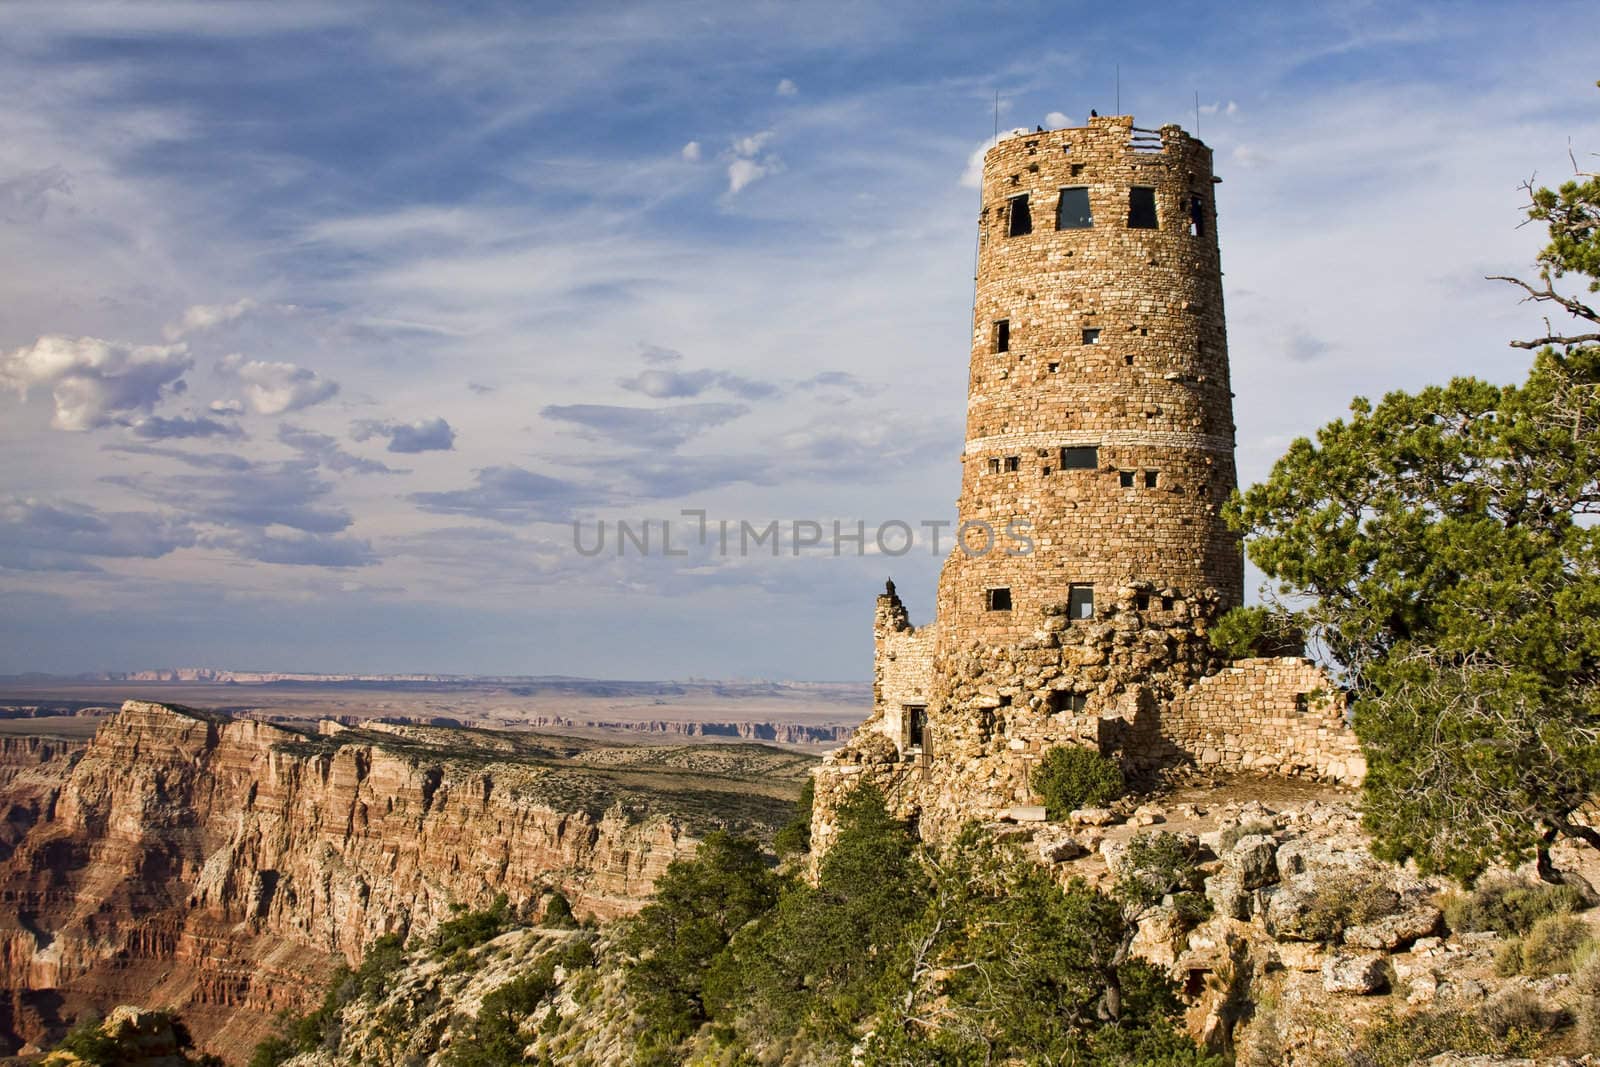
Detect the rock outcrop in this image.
<box><xmin>0</xmin><ymin>701</ymin><xmax>731</xmax><ymax>1061</ymax></box>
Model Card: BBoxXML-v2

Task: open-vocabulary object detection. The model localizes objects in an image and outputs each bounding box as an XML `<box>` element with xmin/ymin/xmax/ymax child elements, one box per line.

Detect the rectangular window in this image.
<box><xmin>1056</xmin><ymin>186</ymin><xmax>1093</xmax><ymax>230</ymax></box>
<box><xmin>1060</xmin><ymin>446</ymin><xmax>1098</xmax><ymax>469</ymax></box>
<box><xmin>906</xmin><ymin>705</ymin><xmax>927</xmax><ymax>747</ymax></box>
<box><xmin>1144</xmin><ymin>469</ymin><xmax>1159</xmax><ymax>488</ymax></box>
<box><xmin>1008</xmin><ymin>194</ymin><xmax>1033</xmax><ymax>236</ymax></box>
<box><xmin>1082</xmin><ymin>328</ymin><xmax>1101</xmax><ymax>345</ymax></box>
<box><xmin>1161</xmin><ymin>595</ymin><xmax>1175</xmax><ymax>610</ymax></box>
<box><xmin>1070</xmin><ymin>162</ymin><xmax>1085</xmax><ymax>177</ymax></box>
<box><xmin>1068</xmin><ymin>584</ymin><xmax>1095</xmax><ymax>619</ymax></box>
<box><xmin>1004</xmin><ymin>456</ymin><xmax>1020</xmax><ymax>472</ymax></box>
<box><xmin>1128</xmin><ymin>186</ymin><xmax>1158</xmax><ymax>229</ymax></box>
<box><xmin>1119</xmin><ymin>470</ymin><xmax>1135</xmax><ymax>488</ymax></box>
<box><xmin>995</xmin><ymin>319</ymin><xmax>1010</xmax><ymax>352</ymax></box>
<box><xmin>1189</xmin><ymin>193</ymin><xmax>1206</xmax><ymax>237</ymax></box>
<box><xmin>1135</xmin><ymin>592</ymin><xmax>1151</xmax><ymax>611</ymax></box>
<box><xmin>1124</xmin><ymin>354</ymin><xmax>1134</xmax><ymax>365</ymax></box>
<box><xmin>1048</xmin><ymin>361</ymin><xmax>1060</xmax><ymax>374</ymax></box>
<box><xmin>987</xmin><ymin>457</ymin><xmax>1001</xmax><ymax>474</ymax></box>
<box><xmin>1049</xmin><ymin>691</ymin><xmax>1088</xmax><ymax>714</ymax></box>
<box><xmin>986</xmin><ymin>587</ymin><xmax>1013</xmax><ymax>611</ymax></box>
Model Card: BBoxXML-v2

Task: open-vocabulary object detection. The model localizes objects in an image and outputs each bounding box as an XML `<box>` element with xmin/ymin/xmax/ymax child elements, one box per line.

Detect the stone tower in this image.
<box><xmin>938</xmin><ymin>115</ymin><xmax>1242</xmax><ymax>643</ymax></box>
<box><xmin>814</xmin><ymin>116</ymin><xmax>1358</xmax><ymax>852</ymax></box>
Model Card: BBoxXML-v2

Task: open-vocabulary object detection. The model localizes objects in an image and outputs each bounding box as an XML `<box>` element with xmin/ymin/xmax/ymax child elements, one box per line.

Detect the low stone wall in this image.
<box><xmin>1158</xmin><ymin>657</ymin><xmax>1365</xmax><ymax>784</ymax></box>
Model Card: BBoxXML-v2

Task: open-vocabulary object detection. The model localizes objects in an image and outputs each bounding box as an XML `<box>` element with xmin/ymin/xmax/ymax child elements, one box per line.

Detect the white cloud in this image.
<box><xmin>727</xmin><ymin>130</ymin><xmax>780</xmax><ymax>194</ymax></box>
<box><xmin>733</xmin><ymin>130</ymin><xmax>773</xmax><ymax>158</ymax></box>
<box><xmin>0</xmin><ymin>334</ymin><xmax>191</xmax><ymax>431</ymax></box>
<box><xmin>728</xmin><ymin>157</ymin><xmax>773</xmax><ymax>194</ymax></box>
<box><xmin>1045</xmin><ymin>110</ymin><xmax>1069</xmax><ymax>128</ymax></box>
<box><xmin>216</xmin><ymin>353</ymin><xmax>339</xmax><ymax>415</ymax></box>
<box><xmin>680</xmin><ymin>140</ymin><xmax>701</xmax><ymax>162</ymax></box>
<box><xmin>1199</xmin><ymin>100</ymin><xmax>1240</xmax><ymax>117</ymax></box>
<box><xmin>162</xmin><ymin>298</ymin><xmax>257</xmax><ymax>341</ymax></box>
<box><xmin>960</xmin><ymin>135</ymin><xmax>1001</xmax><ymax>188</ymax></box>
<box><xmin>776</xmin><ymin>78</ymin><xmax>798</xmax><ymax>96</ymax></box>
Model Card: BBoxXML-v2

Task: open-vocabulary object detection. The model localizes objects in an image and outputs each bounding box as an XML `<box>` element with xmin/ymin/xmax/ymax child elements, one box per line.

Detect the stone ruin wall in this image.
<box><xmin>814</xmin><ymin>587</ymin><xmax>1365</xmax><ymax>850</ymax></box>
<box><xmin>1161</xmin><ymin>657</ymin><xmax>1365</xmax><ymax>784</ymax></box>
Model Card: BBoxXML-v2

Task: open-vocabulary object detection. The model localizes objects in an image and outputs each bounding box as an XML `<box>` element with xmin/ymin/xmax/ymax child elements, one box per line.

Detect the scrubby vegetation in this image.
<box><xmin>1443</xmin><ymin>874</ymin><xmax>1588</xmax><ymax>937</ymax></box>
<box><xmin>1296</xmin><ymin>870</ymin><xmax>1401</xmax><ymax>944</ymax></box>
<box><xmin>1031</xmin><ymin>745</ymin><xmax>1126</xmax><ymax>818</ymax></box>
<box><xmin>1494</xmin><ymin>913</ymin><xmax>1593</xmax><ymax>977</ymax></box>
<box><xmin>49</xmin><ymin>1010</ymin><xmax>224</xmax><ymax>1067</ymax></box>
<box><xmin>620</xmin><ymin>785</ymin><xmax>1219</xmax><ymax>1065</ymax></box>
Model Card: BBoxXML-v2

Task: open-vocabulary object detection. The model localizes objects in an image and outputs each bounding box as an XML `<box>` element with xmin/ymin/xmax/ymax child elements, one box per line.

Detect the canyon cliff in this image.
<box><xmin>0</xmin><ymin>701</ymin><xmax>808</xmax><ymax>1061</ymax></box>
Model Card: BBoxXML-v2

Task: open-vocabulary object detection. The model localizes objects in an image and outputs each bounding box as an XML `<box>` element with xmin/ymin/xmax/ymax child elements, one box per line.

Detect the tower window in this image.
<box><xmin>1068</xmin><ymin>584</ymin><xmax>1095</xmax><ymax>619</ymax></box>
<box><xmin>906</xmin><ymin>704</ymin><xmax>927</xmax><ymax>748</ymax></box>
<box><xmin>1056</xmin><ymin>186</ymin><xmax>1093</xmax><ymax>230</ymax></box>
<box><xmin>987</xmin><ymin>457</ymin><xmax>1001</xmax><ymax>474</ymax></box>
<box><xmin>994</xmin><ymin>319</ymin><xmax>1010</xmax><ymax>352</ymax></box>
<box><xmin>1007</xmin><ymin>194</ymin><xmax>1033</xmax><ymax>236</ymax></box>
<box><xmin>1135</xmin><ymin>592</ymin><xmax>1151</xmax><ymax>611</ymax></box>
<box><xmin>1189</xmin><ymin>194</ymin><xmax>1207</xmax><ymax>237</ymax></box>
<box><xmin>986</xmin><ymin>587</ymin><xmax>1013</xmax><ymax>611</ymax></box>
<box><xmin>1004</xmin><ymin>456</ymin><xmax>1020</xmax><ymax>472</ymax></box>
<box><xmin>1124</xmin><ymin>354</ymin><xmax>1134</xmax><ymax>365</ymax></box>
<box><xmin>1162</xmin><ymin>595</ymin><xmax>1176</xmax><ymax>610</ymax></box>
<box><xmin>1128</xmin><ymin>186</ymin><xmax>1158</xmax><ymax>229</ymax></box>
<box><xmin>1070</xmin><ymin>163</ymin><xmax>1085</xmax><ymax>177</ymax></box>
<box><xmin>1082</xmin><ymin>328</ymin><xmax>1101</xmax><ymax>345</ymax></box>
<box><xmin>1048</xmin><ymin>361</ymin><xmax>1060</xmax><ymax>374</ymax></box>
<box><xmin>1119</xmin><ymin>470</ymin><xmax>1135</xmax><ymax>488</ymax></box>
<box><xmin>1060</xmin><ymin>446</ymin><xmax>1098</xmax><ymax>469</ymax></box>
<box><xmin>1049</xmin><ymin>691</ymin><xmax>1089</xmax><ymax>714</ymax></box>
<box><xmin>1144</xmin><ymin>469</ymin><xmax>1159</xmax><ymax>488</ymax></box>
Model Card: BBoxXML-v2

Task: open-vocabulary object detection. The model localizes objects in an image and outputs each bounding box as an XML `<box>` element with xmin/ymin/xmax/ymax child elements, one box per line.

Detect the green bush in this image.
<box><xmin>542</xmin><ymin>890</ymin><xmax>577</xmax><ymax>929</ymax></box>
<box><xmin>430</xmin><ymin>894</ymin><xmax>513</xmax><ymax>958</ymax></box>
<box><xmin>54</xmin><ymin>1011</ymin><xmax>223</xmax><ymax>1067</ymax></box>
<box><xmin>1518</xmin><ymin>913</ymin><xmax>1590</xmax><ymax>976</ymax></box>
<box><xmin>1442</xmin><ymin>875</ymin><xmax>1585</xmax><ymax>938</ymax></box>
<box><xmin>1031</xmin><ymin>746</ymin><xmax>1125</xmax><ymax>819</ymax></box>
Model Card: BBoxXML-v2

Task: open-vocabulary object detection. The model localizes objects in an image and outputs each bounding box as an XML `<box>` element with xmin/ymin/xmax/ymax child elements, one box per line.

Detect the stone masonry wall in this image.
<box><xmin>1160</xmin><ymin>657</ymin><xmax>1365</xmax><ymax>784</ymax></box>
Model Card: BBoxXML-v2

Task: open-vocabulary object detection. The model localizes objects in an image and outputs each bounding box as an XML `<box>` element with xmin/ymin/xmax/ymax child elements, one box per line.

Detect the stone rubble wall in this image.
<box><xmin>1159</xmin><ymin>657</ymin><xmax>1365</xmax><ymax>784</ymax></box>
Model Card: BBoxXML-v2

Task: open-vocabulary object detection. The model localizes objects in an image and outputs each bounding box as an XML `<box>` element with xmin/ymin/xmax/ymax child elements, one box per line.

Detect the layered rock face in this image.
<box><xmin>0</xmin><ymin>701</ymin><xmax>702</xmax><ymax>1061</ymax></box>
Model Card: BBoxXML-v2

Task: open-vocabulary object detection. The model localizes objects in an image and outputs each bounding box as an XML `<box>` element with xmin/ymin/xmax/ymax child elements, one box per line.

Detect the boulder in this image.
<box><xmin>1070</xmin><ymin>807</ymin><xmax>1119</xmax><ymax>827</ymax></box>
<box><xmin>1036</xmin><ymin>830</ymin><xmax>1086</xmax><ymax>864</ymax></box>
<box><xmin>1344</xmin><ymin>903</ymin><xmax>1442</xmax><ymax>951</ymax></box>
<box><xmin>1228</xmin><ymin>834</ymin><xmax>1279</xmax><ymax>890</ymax></box>
<box><xmin>1205</xmin><ymin>870</ymin><xmax>1252</xmax><ymax>922</ymax></box>
<box><xmin>1322</xmin><ymin>951</ymin><xmax>1388</xmax><ymax>995</ymax></box>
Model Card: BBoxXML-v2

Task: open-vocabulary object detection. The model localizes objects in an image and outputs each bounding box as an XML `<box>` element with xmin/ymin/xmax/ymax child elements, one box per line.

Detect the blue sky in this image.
<box><xmin>1</xmin><ymin>1</ymin><xmax>1597</xmax><ymax>679</ymax></box>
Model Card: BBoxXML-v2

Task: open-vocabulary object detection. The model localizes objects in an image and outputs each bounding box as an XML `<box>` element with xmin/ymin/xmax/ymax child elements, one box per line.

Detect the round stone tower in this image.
<box><xmin>808</xmin><ymin>117</ymin><xmax>1358</xmax><ymax>858</ymax></box>
<box><xmin>934</xmin><ymin>115</ymin><xmax>1242</xmax><ymax>644</ymax></box>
